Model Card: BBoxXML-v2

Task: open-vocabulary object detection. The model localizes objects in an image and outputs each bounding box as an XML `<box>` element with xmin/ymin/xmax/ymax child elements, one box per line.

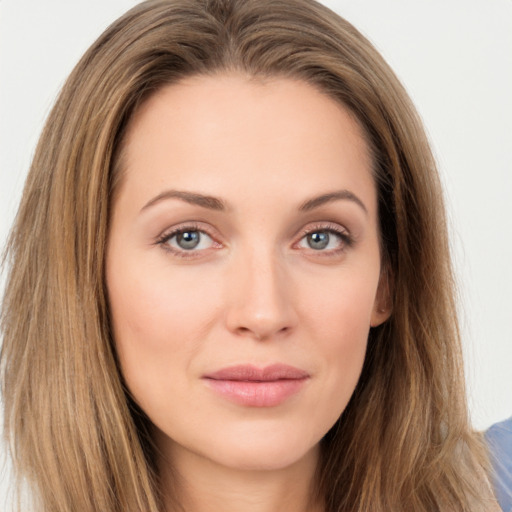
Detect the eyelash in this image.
<box><xmin>155</xmin><ymin>222</ymin><xmax>219</xmax><ymax>259</ymax></box>
<box><xmin>155</xmin><ymin>221</ymin><xmax>353</xmax><ymax>258</ymax></box>
<box><xmin>295</xmin><ymin>222</ymin><xmax>354</xmax><ymax>256</ymax></box>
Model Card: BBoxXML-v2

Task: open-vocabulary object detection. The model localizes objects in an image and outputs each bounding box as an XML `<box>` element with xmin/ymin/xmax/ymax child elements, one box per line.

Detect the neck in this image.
<box><xmin>158</xmin><ymin>442</ymin><xmax>323</xmax><ymax>512</ymax></box>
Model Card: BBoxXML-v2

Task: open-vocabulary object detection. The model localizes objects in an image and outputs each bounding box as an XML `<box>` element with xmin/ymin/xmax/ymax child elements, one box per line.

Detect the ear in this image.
<box><xmin>370</xmin><ymin>266</ymin><xmax>393</xmax><ymax>327</ymax></box>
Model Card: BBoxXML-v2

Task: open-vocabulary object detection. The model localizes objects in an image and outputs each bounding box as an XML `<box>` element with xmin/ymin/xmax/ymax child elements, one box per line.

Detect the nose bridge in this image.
<box><xmin>225</xmin><ymin>240</ymin><xmax>296</xmax><ymax>340</ymax></box>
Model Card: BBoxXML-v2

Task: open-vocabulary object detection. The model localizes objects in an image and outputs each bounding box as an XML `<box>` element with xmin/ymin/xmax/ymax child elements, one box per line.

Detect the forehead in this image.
<box><xmin>116</xmin><ymin>73</ymin><xmax>376</xmax><ymax>215</ymax></box>
<box><xmin>123</xmin><ymin>73</ymin><xmax>371</xmax><ymax>160</ymax></box>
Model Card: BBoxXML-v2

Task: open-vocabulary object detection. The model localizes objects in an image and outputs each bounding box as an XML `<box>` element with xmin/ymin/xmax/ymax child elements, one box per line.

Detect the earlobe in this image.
<box><xmin>370</xmin><ymin>306</ymin><xmax>391</xmax><ymax>327</ymax></box>
<box><xmin>370</xmin><ymin>267</ymin><xmax>393</xmax><ymax>327</ymax></box>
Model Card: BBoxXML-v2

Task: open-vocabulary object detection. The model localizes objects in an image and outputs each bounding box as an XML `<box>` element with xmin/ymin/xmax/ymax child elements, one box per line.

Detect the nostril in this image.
<box><xmin>235</xmin><ymin>324</ymin><xmax>291</xmax><ymax>341</ymax></box>
<box><xmin>236</xmin><ymin>326</ymin><xmax>264</xmax><ymax>340</ymax></box>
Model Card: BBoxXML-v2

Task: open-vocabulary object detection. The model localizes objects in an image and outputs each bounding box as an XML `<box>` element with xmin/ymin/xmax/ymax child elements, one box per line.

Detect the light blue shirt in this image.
<box><xmin>486</xmin><ymin>417</ymin><xmax>512</xmax><ymax>512</ymax></box>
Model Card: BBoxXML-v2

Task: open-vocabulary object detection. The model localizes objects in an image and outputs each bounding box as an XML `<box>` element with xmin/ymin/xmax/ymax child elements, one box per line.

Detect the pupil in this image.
<box><xmin>308</xmin><ymin>231</ymin><xmax>329</xmax><ymax>250</ymax></box>
<box><xmin>177</xmin><ymin>231</ymin><xmax>200</xmax><ymax>249</ymax></box>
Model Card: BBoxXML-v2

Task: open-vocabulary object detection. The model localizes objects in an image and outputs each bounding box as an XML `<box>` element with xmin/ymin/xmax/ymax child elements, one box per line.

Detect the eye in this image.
<box><xmin>304</xmin><ymin>231</ymin><xmax>332</xmax><ymax>250</ymax></box>
<box><xmin>158</xmin><ymin>226</ymin><xmax>218</xmax><ymax>255</ymax></box>
<box><xmin>296</xmin><ymin>225</ymin><xmax>352</xmax><ymax>254</ymax></box>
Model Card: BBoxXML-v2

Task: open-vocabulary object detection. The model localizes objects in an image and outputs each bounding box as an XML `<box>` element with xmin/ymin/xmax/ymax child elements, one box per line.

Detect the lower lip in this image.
<box><xmin>203</xmin><ymin>378</ymin><xmax>308</xmax><ymax>407</ymax></box>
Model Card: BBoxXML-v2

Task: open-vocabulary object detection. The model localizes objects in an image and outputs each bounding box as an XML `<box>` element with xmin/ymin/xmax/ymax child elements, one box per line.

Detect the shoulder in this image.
<box><xmin>486</xmin><ymin>417</ymin><xmax>512</xmax><ymax>512</ymax></box>
<box><xmin>487</xmin><ymin>417</ymin><xmax>512</xmax><ymax>449</ymax></box>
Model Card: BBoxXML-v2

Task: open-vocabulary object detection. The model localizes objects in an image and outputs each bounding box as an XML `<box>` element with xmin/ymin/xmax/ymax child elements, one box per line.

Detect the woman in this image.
<box><xmin>0</xmin><ymin>0</ymin><xmax>500</xmax><ymax>510</ymax></box>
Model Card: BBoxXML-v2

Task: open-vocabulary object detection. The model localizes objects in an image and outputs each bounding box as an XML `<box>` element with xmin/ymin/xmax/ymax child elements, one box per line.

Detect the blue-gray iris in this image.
<box><xmin>308</xmin><ymin>232</ymin><xmax>329</xmax><ymax>250</ymax></box>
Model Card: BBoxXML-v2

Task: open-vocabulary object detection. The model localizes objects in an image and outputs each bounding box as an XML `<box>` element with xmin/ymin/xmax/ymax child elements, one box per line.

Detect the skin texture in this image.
<box><xmin>106</xmin><ymin>74</ymin><xmax>390</xmax><ymax>512</ymax></box>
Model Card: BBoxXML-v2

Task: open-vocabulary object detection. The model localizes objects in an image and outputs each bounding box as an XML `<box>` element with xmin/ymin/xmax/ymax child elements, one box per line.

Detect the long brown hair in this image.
<box><xmin>1</xmin><ymin>0</ymin><xmax>497</xmax><ymax>510</ymax></box>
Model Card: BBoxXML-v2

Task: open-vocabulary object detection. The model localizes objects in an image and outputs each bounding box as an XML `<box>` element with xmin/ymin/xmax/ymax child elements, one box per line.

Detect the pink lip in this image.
<box><xmin>202</xmin><ymin>364</ymin><xmax>310</xmax><ymax>407</ymax></box>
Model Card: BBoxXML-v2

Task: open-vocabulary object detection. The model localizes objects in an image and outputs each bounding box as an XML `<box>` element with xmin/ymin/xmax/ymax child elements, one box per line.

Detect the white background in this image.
<box><xmin>1</xmin><ymin>0</ymin><xmax>511</xmax><ymax>508</ymax></box>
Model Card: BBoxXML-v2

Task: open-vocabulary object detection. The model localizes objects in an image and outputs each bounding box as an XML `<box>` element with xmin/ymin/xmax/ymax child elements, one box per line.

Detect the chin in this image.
<box><xmin>191</xmin><ymin>423</ymin><xmax>322</xmax><ymax>472</ymax></box>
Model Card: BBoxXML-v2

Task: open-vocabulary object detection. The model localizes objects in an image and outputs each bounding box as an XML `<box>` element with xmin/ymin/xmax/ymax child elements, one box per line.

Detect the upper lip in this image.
<box><xmin>203</xmin><ymin>364</ymin><xmax>310</xmax><ymax>382</ymax></box>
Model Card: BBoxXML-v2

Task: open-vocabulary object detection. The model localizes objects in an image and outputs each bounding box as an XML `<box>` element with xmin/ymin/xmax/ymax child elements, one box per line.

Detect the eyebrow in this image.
<box><xmin>141</xmin><ymin>190</ymin><xmax>226</xmax><ymax>212</ymax></box>
<box><xmin>140</xmin><ymin>188</ymin><xmax>367</xmax><ymax>215</ymax></box>
<box><xmin>299</xmin><ymin>190</ymin><xmax>368</xmax><ymax>215</ymax></box>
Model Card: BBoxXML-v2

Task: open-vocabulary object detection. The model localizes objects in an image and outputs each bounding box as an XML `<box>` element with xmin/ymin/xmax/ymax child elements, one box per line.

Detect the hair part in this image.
<box><xmin>1</xmin><ymin>0</ymin><xmax>495</xmax><ymax>511</ymax></box>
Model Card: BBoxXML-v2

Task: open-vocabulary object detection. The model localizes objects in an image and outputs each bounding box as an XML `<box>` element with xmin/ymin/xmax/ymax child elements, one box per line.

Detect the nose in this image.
<box><xmin>224</xmin><ymin>246</ymin><xmax>298</xmax><ymax>341</ymax></box>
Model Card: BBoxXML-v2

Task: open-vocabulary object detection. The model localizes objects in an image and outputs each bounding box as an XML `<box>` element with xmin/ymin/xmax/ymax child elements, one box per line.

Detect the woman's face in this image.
<box><xmin>106</xmin><ymin>74</ymin><xmax>389</xmax><ymax>473</ymax></box>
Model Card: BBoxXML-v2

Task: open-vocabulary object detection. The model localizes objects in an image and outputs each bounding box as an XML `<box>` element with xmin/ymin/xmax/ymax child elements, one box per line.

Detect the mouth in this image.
<box><xmin>202</xmin><ymin>364</ymin><xmax>310</xmax><ymax>407</ymax></box>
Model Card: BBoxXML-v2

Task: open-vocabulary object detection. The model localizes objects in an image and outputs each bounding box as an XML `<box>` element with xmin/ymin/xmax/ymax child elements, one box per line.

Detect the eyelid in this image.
<box><xmin>293</xmin><ymin>221</ymin><xmax>354</xmax><ymax>254</ymax></box>
<box><xmin>155</xmin><ymin>220</ymin><xmax>353</xmax><ymax>259</ymax></box>
<box><xmin>155</xmin><ymin>222</ymin><xmax>222</xmax><ymax>257</ymax></box>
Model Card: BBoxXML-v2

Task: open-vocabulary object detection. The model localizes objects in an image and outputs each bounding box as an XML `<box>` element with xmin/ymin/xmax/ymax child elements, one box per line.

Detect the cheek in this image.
<box><xmin>109</xmin><ymin>254</ymin><xmax>219</xmax><ymax>340</ymax></box>
<box><xmin>303</xmin><ymin>264</ymin><xmax>378</xmax><ymax>343</ymax></box>
<box><xmin>106</xmin><ymin>257</ymin><xmax>221</xmax><ymax>398</ymax></box>
<box><xmin>299</xmin><ymin>268</ymin><xmax>377</xmax><ymax>416</ymax></box>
